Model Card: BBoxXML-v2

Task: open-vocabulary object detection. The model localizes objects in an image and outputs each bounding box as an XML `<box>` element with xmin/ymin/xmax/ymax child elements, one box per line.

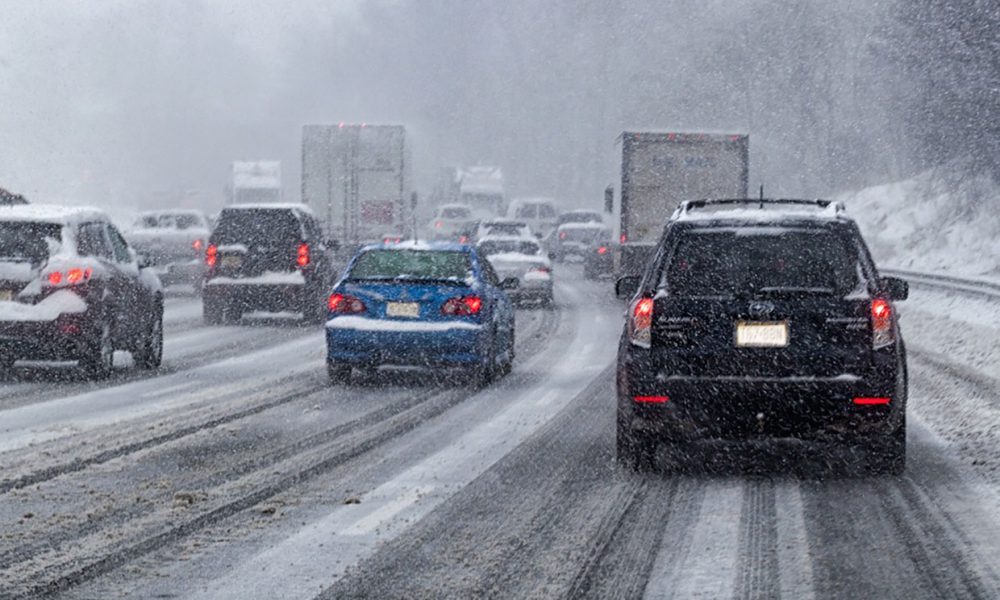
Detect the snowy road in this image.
<box><xmin>3</xmin><ymin>269</ymin><xmax>1000</xmax><ymax>598</ymax></box>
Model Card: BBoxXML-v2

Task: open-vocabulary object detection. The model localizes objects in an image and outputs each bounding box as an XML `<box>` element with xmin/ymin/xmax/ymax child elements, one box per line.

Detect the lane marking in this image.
<box><xmin>775</xmin><ymin>481</ymin><xmax>816</xmax><ymax>600</ymax></box>
<box><xmin>340</xmin><ymin>484</ymin><xmax>436</xmax><ymax>536</ymax></box>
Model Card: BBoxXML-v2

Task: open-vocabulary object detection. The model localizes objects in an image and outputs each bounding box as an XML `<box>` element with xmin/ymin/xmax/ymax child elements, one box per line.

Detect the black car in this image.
<box><xmin>203</xmin><ymin>204</ymin><xmax>336</xmax><ymax>324</ymax></box>
<box><xmin>0</xmin><ymin>205</ymin><xmax>164</xmax><ymax>378</ymax></box>
<box><xmin>615</xmin><ymin>199</ymin><xmax>909</xmax><ymax>474</ymax></box>
<box><xmin>582</xmin><ymin>238</ymin><xmax>614</xmax><ymax>279</ymax></box>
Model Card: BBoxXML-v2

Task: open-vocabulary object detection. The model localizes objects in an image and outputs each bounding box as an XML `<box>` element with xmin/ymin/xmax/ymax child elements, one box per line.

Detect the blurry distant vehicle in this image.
<box><xmin>0</xmin><ymin>188</ymin><xmax>29</xmax><ymax>205</ymax></box>
<box><xmin>325</xmin><ymin>241</ymin><xmax>517</xmax><ymax>385</ymax></box>
<box><xmin>477</xmin><ymin>235</ymin><xmax>554</xmax><ymax>307</ymax></box>
<box><xmin>127</xmin><ymin>209</ymin><xmax>211</xmax><ymax>291</ymax></box>
<box><xmin>551</xmin><ymin>222</ymin><xmax>610</xmax><ymax>262</ymax></box>
<box><xmin>428</xmin><ymin>204</ymin><xmax>474</xmax><ymax>241</ymax></box>
<box><xmin>0</xmin><ymin>205</ymin><xmax>163</xmax><ymax>378</ymax></box>
<box><xmin>474</xmin><ymin>218</ymin><xmax>534</xmax><ymax>242</ymax></box>
<box><xmin>302</xmin><ymin>124</ymin><xmax>411</xmax><ymax>249</ymax></box>
<box><xmin>583</xmin><ymin>238</ymin><xmax>614</xmax><ymax>280</ymax></box>
<box><xmin>458</xmin><ymin>166</ymin><xmax>506</xmax><ymax>218</ymax></box>
<box><xmin>507</xmin><ymin>197</ymin><xmax>558</xmax><ymax>238</ymax></box>
<box><xmin>608</xmin><ymin>131</ymin><xmax>749</xmax><ymax>281</ymax></box>
<box><xmin>231</xmin><ymin>161</ymin><xmax>282</xmax><ymax>204</ymax></box>
<box><xmin>615</xmin><ymin>198</ymin><xmax>908</xmax><ymax>475</ymax></box>
<box><xmin>202</xmin><ymin>204</ymin><xmax>335</xmax><ymax>325</ymax></box>
<box><xmin>556</xmin><ymin>209</ymin><xmax>604</xmax><ymax>227</ymax></box>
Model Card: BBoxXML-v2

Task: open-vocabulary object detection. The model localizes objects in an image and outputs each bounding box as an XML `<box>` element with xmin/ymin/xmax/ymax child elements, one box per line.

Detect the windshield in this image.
<box><xmin>0</xmin><ymin>222</ymin><xmax>61</xmax><ymax>264</ymax></box>
<box><xmin>213</xmin><ymin>209</ymin><xmax>301</xmax><ymax>245</ymax></box>
<box><xmin>478</xmin><ymin>239</ymin><xmax>540</xmax><ymax>256</ymax></box>
<box><xmin>348</xmin><ymin>249</ymin><xmax>471</xmax><ymax>282</ymax></box>
<box><xmin>661</xmin><ymin>228</ymin><xmax>861</xmax><ymax>297</ymax></box>
<box><xmin>559</xmin><ymin>227</ymin><xmax>605</xmax><ymax>243</ymax></box>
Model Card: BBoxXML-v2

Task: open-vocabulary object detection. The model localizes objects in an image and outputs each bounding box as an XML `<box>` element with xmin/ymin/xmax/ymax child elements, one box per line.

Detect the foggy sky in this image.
<box><xmin>0</xmin><ymin>0</ymin><xmax>900</xmax><ymax>218</ymax></box>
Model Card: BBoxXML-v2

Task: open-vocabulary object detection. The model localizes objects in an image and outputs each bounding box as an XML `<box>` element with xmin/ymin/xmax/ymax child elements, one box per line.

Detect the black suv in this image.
<box><xmin>0</xmin><ymin>205</ymin><xmax>164</xmax><ymax>378</ymax></box>
<box><xmin>203</xmin><ymin>204</ymin><xmax>336</xmax><ymax>324</ymax></box>
<box><xmin>615</xmin><ymin>199</ymin><xmax>909</xmax><ymax>474</ymax></box>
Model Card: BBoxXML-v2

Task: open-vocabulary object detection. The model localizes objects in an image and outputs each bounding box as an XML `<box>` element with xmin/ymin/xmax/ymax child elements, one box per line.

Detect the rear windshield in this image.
<box><xmin>138</xmin><ymin>213</ymin><xmax>205</xmax><ymax>230</ymax></box>
<box><xmin>485</xmin><ymin>224</ymin><xmax>524</xmax><ymax>237</ymax></box>
<box><xmin>349</xmin><ymin>249</ymin><xmax>472</xmax><ymax>283</ymax></box>
<box><xmin>515</xmin><ymin>205</ymin><xmax>537</xmax><ymax>219</ymax></box>
<box><xmin>559</xmin><ymin>227</ymin><xmax>605</xmax><ymax>243</ymax></box>
<box><xmin>213</xmin><ymin>209</ymin><xmax>301</xmax><ymax>245</ymax></box>
<box><xmin>478</xmin><ymin>240</ymin><xmax>540</xmax><ymax>256</ymax></box>
<box><xmin>0</xmin><ymin>222</ymin><xmax>62</xmax><ymax>264</ymax></box>
<box><xmin>660</xmin><ymin>228</ymin><xmax>863</xmax><ymax>297</ymax></box>
<box><xmin>558</xmin><ymin>212</ymin><xmax>601</xmax><ymax>225</ymax></box>
<box><xmin>440</xmin><ymin>207</ymin><xmax>470</xmax><ymax>219</ymax></box>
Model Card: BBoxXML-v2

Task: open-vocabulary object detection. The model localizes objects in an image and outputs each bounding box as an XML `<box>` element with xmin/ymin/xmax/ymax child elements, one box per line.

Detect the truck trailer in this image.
<box><xmin>609</xmin><ymin>131</ymin><xmax>749</xmax><ymax>279</ymax></box>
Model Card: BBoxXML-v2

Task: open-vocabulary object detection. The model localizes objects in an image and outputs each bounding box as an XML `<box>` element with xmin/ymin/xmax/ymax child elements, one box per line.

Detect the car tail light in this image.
<box><xmin>871</xmin><ymin>298</ymin><xmax>893</xmax><ymax>349</ymax></box>
<box><xmin>628</xmin><ymin>297</ymin><xmax>654</xmax><ymax>348</ymax></box>
<box><xmin>559</xmin><ymin>231</ymin><xmax>567</xmax><ymax>240</ymax></box>
<box><xmin>442</xmin><ymin>296</ymin><xmax>482</xmax><ymax>316</ymax></box>
<box><xmin>620</xmin><ymin>233</ymin><xmax>627</xmax><ymax>244</ymax></box>
<box><xmin>530</xmin><ymin>265</ymin><xmax>551</xmax><ymax>274</ymax></box>
<box><xmin>206</xmin><ymin>244</ymin><xmax>218</xmax><ymax>267</ymax></box>
<box><xmin>328</xmin><ymin>293</ymin><xmax>366</xmax><ymax>314</ymax></box>
<box><xmin>45</xmin><ymin>267</ymin><xmax>93</xmax><ymax>287</ymax></box>
<box><xmin>854</xmin><ymin>397</ymin><xmax>891</xmax><ymax>405</ymax></box>
<box><xmin>297</xmin><ymin>243</ymin><xmax>310</xmax><ymax>268</ymax></box>
<box><xmin>458</xmin><ymin>235</ymin><xmax>469</xmax><ymax>244</ymax></box>
<box><xmin>597</xmin><ymin>246</ymin><xmax>608</xmax><ymax>255</ymax></box>
<box><xmin>192</xmin><ymin>239</ymin><xmax>204</xmax><ymax>253</ymax></box>
<box><xmin>634</xmin><ymin>395</ymin><xmax>669</xmax><ymax>403</ymax></box>
<box><xmin>435</xmin><ymin>220</ymin><xmax>443</xmax><ymax>229</ymax></box>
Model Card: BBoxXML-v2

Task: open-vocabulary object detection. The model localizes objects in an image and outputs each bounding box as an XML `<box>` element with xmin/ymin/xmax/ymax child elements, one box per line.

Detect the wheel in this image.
<box><xmin>327</xmin><ymin>361</ymin><xmax>352</xmax><ymax>385</ymax></box>
<box><xmin>859</xmin><ymin>418</ymin><xmax>906</xmax><ymax>475</ymax></box>
<box><xmin>617</xmin><ymin>413</ymin><xmax>655</xmax><ymax>472</ymax></box>
<box><xmin>80</xmin><ymin>319</ymin><xmax>114</xmax><ymax>380</ymax></box>
<box><xmin>133</xmin><ymin>303</ymin><xmax>164</xmax><ymax>369</ymax></box>
<box><xmin>472</xmin><ymin>332</ymin><xmax>498</xmax><ymax>387</ymax></box>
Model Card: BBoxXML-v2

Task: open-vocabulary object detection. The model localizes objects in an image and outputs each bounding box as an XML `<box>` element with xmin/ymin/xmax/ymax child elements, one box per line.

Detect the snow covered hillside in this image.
<box><xmin>839</xmin><ymin>170</ymin><xmax>1000</xmax><ymax>278</ymax></box>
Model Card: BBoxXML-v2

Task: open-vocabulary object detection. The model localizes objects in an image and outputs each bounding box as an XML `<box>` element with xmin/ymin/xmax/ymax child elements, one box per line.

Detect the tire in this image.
<box><xmin>472</xmin><ymin>331</ymin><xmax>498</xmax><ymax>387</ymax></box>
<box><xmin>80</xmin><ymin>319</ymin><xmax>114</xmax><ymax>380</ymax></box>
<box><xmin>617</xmin><ymin>413</ymin><xmax>655</xmax><ymax>472</ymax></box>
<box><xmin>860</xmin><ymin>418</ymin><xmax>906</xmax><ymax>475</ymax></box>
<box><xmin>327</xmin><ymin>361</ymin><xmax>352</xmax><ymax>385</ymax></box>
<box><xmin>133</xmin><ymin>303</ymin><xmax>164</xmax><ymax>370</ymax></box>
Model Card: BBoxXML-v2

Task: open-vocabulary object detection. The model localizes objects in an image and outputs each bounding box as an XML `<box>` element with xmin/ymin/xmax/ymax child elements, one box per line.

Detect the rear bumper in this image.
<box><xmin>203</xmin><ymin>281</ymin><xmax>306</xmax><ymax>313</ymax></box>
<box><xmin>0</xmin><ymin>313</ymin><xmax>95</xmax><ymax>362</ymax></box>
<box><xmin>326</xmin><ymin>320</ymin><xmax>486</xmax><ymax>367</ymax></box>
<box><xmin>509</xmin><ymin>280</ymin><xmax>553</xmax><ymax>303</ymax></box>
<box><xmin>618</xmin><ymin>346</ymin><xmax>905</xmax><ymax>441</ymax></box>
<box><xmin>151</xmin><ymin>261</ymin><xmax>204</xmax><ymax>286</ymax></box>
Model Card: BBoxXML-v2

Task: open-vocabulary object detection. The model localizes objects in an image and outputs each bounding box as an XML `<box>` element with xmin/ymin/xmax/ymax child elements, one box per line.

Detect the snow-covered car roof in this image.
<box><xmin>361</xmin><ymin>240</ymin><xmax>470</xmax><ymax>252</ymax></box>
<box><xmin>0</xmin><ymin>204</ymin><xmax>109</xmax><ymax>225</ymax></box>
<box><xmin>220</xmin><ymin>202</ymin><xmax>314</xmax><ymax>215</ymax></box>
<box><xmin>557</xmin><ymin>221</ymin><xmax>608</xmax><ymax>231</ymax></box>
<box><xmin>672</xmin><ymin>199</ymin><xmax>850</xmax><ymax>224</ymax></box>
<box><xmin>480</xmin><ymin>218</ymin><xmax>528</xmax><ymax>227</ymax></box>
<box><xmin>139</xmin><ymin>208</ymin><xmax>208</xmax><ymax>217</ymax></box>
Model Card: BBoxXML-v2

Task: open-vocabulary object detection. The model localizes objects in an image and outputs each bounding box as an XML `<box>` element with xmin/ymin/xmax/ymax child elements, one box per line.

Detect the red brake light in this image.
<box><xmin>620</xmin><ymin>233</ymin><xmax>627</xmax><ymax>244</ymax></box>
<box><xmin>442</xmin><ymin>296</ymin><xmax>482</xmax><ymax>316</ymax></box>
<box><xmin>435</xmin><ymin>221</ymin><xmax>443</xmax><ymax>229</ymax></box>
<box><xmin>871</xmin><ymin>298</ymin><xmax>893</xmax><ymax>349</ymax></box>
<box><xmin>206</xmin><ymin>244</ymin><xmax>218</xmax><ymax>267</ymax></box>
<box><xmin>297</xmin><ymin>243</ymin><xmax>310</xmax><ymax>268</ymax></box>
<box><xmin>328</xmin><ymin>293</ymin><xmax>366</xmax><ymax>313</ymax></box>
<box><xmin>530</xmin><ymin>265</ymin><xmax>551</xmax><ymax>274</ymax></box>
<box><xmin>192</xmin><ymin>239</ymin><xmax>203</xmax><ymax>252</ymax></box>
<box><xmin>559</xmin><ymin>231</ymin><xmax>567</xmax><ymax>240</ymax></box>
<box><xmin>597</xmin><ymin>246</ymin><xmax>608</xmax><ymax>255</ymax></box>
<box><xmin>629</xmin><ymin>297</ymin><xmax>654</xmax><ymax>348</ymax></box>
<box><xmin>634</xmin><ymin>395</ymin><xmax>669</xmax><ymax>403</ymax></box>
<box><xmin>459</xmin><ymin>235</ymin><xmax>469</xmax><ymax>244</ymax></box>
<box><xmin>48</xmin><ymin>271</ymin><xmax>63</xmax><ymax>286</ymax></box>
<box><xmin>45</xmin><ymin>267</ymin><xmax>94</xmax><ymax>287</ymax></box>
<box><xmin>854</xmin><ymin>397</ymin><xmax>891</xmax><ymax>405</ymax></box>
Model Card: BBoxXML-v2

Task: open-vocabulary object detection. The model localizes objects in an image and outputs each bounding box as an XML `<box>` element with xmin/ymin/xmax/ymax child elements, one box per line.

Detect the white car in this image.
<box><xmin>506</xmin><ymin>197</ymin><xmax>558</xmax><ymax>239</ymax></box>
<box><xmin>127</xmin><ymin>209</ymin><xmax>211</xmax><ymax>289</ymax></box>
<box><xmin>474</xmin><ymin>218</ymin><xmax>534</xmax><ymax>242</ymax></box>
<box><xmin>477</xmin><ymin>235</ymin><xmax>554</xmax><ymax>307</ymax></box>
<box><xmin>428</xmin><ymin>204</ymin><xmax>474</xmax><ymax>241</ymax></box>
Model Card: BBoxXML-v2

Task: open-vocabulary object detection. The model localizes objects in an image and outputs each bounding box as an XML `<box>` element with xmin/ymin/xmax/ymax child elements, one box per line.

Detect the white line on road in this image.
<box><xmin>775</xmin><ymin>481</ymin><xmax>816</xmax><ymax>600</ymax></box>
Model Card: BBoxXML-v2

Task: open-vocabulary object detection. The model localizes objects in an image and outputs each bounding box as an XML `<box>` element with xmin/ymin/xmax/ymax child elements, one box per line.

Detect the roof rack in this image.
<box><xmin>672</xmin><ymin>198</ymin><xmax>845</xmax><ymax>219</ymax></box>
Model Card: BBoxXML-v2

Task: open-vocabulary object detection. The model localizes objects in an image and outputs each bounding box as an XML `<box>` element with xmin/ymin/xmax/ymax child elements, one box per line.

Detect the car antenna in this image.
<box><xmin>759</xmin><ymin>184</ymin><xmax>764</xmax><ymax>209</ymax></box>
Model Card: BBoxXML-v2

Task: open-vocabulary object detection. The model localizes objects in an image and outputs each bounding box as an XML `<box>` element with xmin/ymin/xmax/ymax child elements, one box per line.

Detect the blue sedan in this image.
<box><xmin>325</xmin><ymin>242</ymin><xmax>518</xmax><ymax>385</ymax></box>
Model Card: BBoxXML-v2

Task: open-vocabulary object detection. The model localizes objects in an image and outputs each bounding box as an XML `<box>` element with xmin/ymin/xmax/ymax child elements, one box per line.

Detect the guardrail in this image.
<box><xmin>882</xmin><ymin>268</ymin><xmax>1000</xmax><ymax>301</ymax></box>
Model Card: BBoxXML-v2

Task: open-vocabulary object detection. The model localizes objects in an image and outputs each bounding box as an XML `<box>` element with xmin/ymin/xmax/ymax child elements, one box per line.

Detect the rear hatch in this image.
<box><xmin>0</xmin><ymin>221</ymin><xmax>60</xmax><ymax>300</ymax></box>
<box><xmin>210</xmin><ymin>209</ymin><xmax>303</xmax><ymax>278</ymax></box>
<box><xmin>651</xmin><ymin>225</ymin><xmax>873</xmax><ymax>378</ymax></box>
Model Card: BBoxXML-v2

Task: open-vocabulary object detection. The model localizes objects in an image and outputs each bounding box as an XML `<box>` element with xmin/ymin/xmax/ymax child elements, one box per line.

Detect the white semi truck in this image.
<box><xmin>231</xmin><ymin>161</ymin><xmax>282</xmax><ymax>205</ymax></box>
<box><xmin>609</xmin><ymin>131</ymin><xmax>749</xmax><ymax>279</ymax></box>
<box><xmin>301</xmin><ymin>124</ymin><xmax>410</xmax><ymax>247</ymax></box>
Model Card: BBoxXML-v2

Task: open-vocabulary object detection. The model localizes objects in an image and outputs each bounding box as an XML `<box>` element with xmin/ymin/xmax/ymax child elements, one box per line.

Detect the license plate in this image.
<box><xmin>221</xmin><ymin>256</ymin><xmax>242</xmax><ymax>269</ymax></box>
<box><xmin>736</xmin><ymin>321</ymin><xmax>789</xmax><ymax>348</ymax></box>
<box><xmin>0</xmin><ymin>290</ymin><xmax>12</xmax><ymax>301</ymax></box>
<box><xmin>387</xmin><ymin>302</ymin><xmax>420</xmax><ymax>318</ymax></box>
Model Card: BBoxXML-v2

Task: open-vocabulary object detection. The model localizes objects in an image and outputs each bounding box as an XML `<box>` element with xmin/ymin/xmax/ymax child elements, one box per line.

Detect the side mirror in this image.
<box><xmin>878</xmin><ymin>276</ymin><xmax>909</xmax><ymax>301</ymax></box>
<box><xmin>500</xmin><ymin>276</ymin><xmax>519</xmax><ymax>290</ymax></box>
<box><xmin>615</xmin><ymin>275</ymin><xmax>641</xmax><ymax>299</ymax></box>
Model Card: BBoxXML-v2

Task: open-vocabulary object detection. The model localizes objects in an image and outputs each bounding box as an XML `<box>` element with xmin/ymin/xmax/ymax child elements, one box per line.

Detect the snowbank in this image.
<box><xmin>838</xmin><ymin>171</ymin><xmax>1000</xmax><ymax>278</ymax></box>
